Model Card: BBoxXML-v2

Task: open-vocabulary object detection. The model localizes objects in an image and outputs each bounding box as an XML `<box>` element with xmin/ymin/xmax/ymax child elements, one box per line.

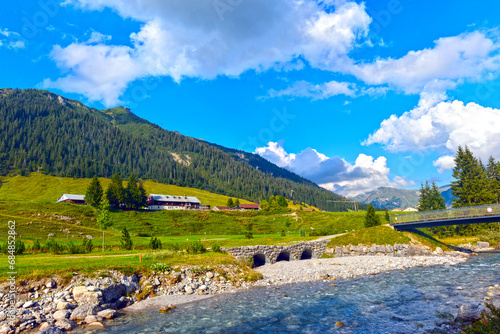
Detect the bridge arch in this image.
<box><xmin>252</xmin><ymin>253</ymin><xmax>269</xmax><ymax>268</ymax></box>
<box><xmin>276</xmin><ymin>251</ymin><xmax>291</xmax><ymax>262</ymax></box>
<box><xmin>300</xmin><ymin>248</ymin><xmax>314</xmax><ymax>260</ymax></box>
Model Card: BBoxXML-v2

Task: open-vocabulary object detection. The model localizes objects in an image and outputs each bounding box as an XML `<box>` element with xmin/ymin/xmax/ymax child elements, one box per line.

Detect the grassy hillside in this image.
<box><xmin>0</xmin><ymin>173</ymin><xmax>253</xmax><ymax>207</ymax></box>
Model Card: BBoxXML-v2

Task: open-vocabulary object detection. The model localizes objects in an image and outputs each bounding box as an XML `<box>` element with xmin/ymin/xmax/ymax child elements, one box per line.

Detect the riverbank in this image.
<box><xmin>0</xmin><ymin>249</ymin><xmax>474</xmax><ymax>333</ymax></box>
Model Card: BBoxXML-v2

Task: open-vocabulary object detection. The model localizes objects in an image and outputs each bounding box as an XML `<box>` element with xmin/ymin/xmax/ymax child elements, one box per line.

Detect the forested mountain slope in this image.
<box><xmin>0</xmin><ymin>88</ymin><xmax>346</xmax><ymax>210</ymax></box>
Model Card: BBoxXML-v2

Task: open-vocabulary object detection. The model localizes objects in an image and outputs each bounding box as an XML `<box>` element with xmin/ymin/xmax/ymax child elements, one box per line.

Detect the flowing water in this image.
<box><xmin>78</xmin><ymin>253</ymin><xmax>500</xmax><ymax>334</ymax></box>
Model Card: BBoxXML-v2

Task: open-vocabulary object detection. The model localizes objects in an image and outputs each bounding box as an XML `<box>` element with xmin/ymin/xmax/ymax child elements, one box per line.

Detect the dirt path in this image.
<box><xmin>314</xmin><ymin>233</ymin><xmax>346</xmax><ymax>241</ymax></box>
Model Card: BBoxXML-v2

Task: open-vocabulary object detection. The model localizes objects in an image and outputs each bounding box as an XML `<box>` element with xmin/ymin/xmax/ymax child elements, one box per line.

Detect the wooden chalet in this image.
<box><xmin>236</xmin><ymin>204</ymin><xmax>261</xmax><ymax>211</ymax></box>
<box><xmin>147</xmin><ymin>194</ymin><xmax>204</xmax><ymax>211</ymax></box>
<box><xmin>57</xmin><ymin>194</ymin><xmax>87</xmax><ymax>205</ymax></box>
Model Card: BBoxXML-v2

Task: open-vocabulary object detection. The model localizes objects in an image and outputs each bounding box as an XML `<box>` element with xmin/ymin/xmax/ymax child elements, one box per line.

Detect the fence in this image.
<box><xmin>390</xmin><ymin>203</ymin><xmax>500</xmax><ymax>225</ymax></box>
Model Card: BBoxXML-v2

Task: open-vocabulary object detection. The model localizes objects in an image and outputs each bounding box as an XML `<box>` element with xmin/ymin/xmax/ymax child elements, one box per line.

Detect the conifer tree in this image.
<box><xmin>125</xmin><ymin>173</ymin><xmax>141</xmax><ymax>209</ymax></box>
<box><xmin>106</xmin><ymin>173</ymin><xmax>124</xmax><ymax>208</ymax></box>
<box><xmin>85</xmin><ymin>175</ymin><xmax>103</xmax><ymax>207</ymax></box>
<box><xmin>227</xmin><ymin>198</ymin><xmax>234</xmax><ymax>208</ymax></box>
<box><xmin>364</xmin><ymin>203</ymin><xmax>381</xmax><ymax>228</ymax></box>
<box><xmin>138</xmin><ymin>182</ymin><xmax>148</xmax><ymax>208</ymax></box>
<box><xmin>277</xmin><ymin>196</ymin><xmax>288</xmax><ymax>207</ymax></box>
<box><xmin>418</xmin><ymin>181</ymin><xmax>432</xmax><ymax>211</ymax></box>
<box><xmin>486</xmin><ymin>156</ymin><xmax>500</xmax><ymax>203</ymax></box>
<box><xmin>385</xmin><ymin>210</ymin><xmax>390</xmax><ymax>223</ymax></box>
<box><xmin>120</xmin><ymin>227</ymin><xmax>133</xmax><ymax>250</ymax></box>
<box><xmin>234</xmin><ymin>198</ymin><xmax>240</xmax><ymax>207</ymax></box>
<box><xmin>430</xmin><ymin>181</ymin><xmax>446</xmax><ymax>210</ymax></box>
<box><xmin>97</xmin><ymin>201</ymin><xmax>113</xmax><ymax>252</ymax></box>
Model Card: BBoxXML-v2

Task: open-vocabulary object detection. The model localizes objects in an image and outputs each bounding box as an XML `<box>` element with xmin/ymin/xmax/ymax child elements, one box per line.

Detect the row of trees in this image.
<box><xmin>418</xmin><ymin>181</ymin><xmax>446</xmax><ymax>211</ymax></box>
<box><xmin>451</xmin><ymin>146</ymin><xmax>500</xmax><ymax>207</ymax></box>
<box><xmin>85</xmin><ymin>173</ymin><xmax>147</xmax><ymax>209</ymax></box>
<box><xmin>260</xmin><ymin>195</ymin><xmax>289</xmax><ymax>211</ymax></box>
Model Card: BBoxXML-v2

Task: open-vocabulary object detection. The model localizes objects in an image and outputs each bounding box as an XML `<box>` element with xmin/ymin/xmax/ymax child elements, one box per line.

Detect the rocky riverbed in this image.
<box><xmin>0</xmin><ymin>244</ymin><xmax>487</xmax><ymax>334</ymax></box>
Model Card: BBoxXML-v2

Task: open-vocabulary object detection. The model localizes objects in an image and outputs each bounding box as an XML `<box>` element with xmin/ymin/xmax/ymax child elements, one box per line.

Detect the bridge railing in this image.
<box><xmin>390</xmin><ymin>203</ymin><xmax>500</xmax><ymax>225</ymax></box>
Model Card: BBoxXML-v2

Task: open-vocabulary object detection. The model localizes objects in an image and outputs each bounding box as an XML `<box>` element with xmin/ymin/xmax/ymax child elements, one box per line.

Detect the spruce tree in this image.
<box><xmin>418</xmin><ymin>181</ymin><xmax>432</xmax><ymax>211</ymax></box>
<box><xmin>451</xmin><ymin>146</ymin><xmax>466</xmax><ymax>207</ymax></box>
<box><xmin>430</xmin><ymin>182</ymin><xmax>446</xmax><ymax>210</ymax></box>
<box><xmin>486</xmin><ymin>156</ymin><xmax>500</xmax><ymax>203</ymax></box>
<box><xmin>125</xmin><ymin>173</ymin><xmax>141</xmax><ymax>209</ymax></box>
<box><xmin>106</xmin><ymin>173</ymin><xmax>124</xmax><ymax>208</ymax></box>
<box><xmin>97</xmin><ymin>201</ymin><xmax>113</xmax><ymax>252</ymax></box>
<box><xmin>120</xmin><ymin>227</ymin><xmax>133</xmax><ymax>250</ymax></box>
<box><xmin>234</xmin><ymin>198</ymin><xmax>240</xmax><ymax>207</ymax></box>
<box><xmin>85</xmin><ymin>175</ymin><xmax>103</xmax><ymax>207</ymax></box>
<box><xmin>138</xmin><ymin>182</ymin><xmax>148</xmax><ymax>208</ymax></box>
<box><xmin>227</xmin><ymin>198</ymin><xmax>234</xmax><ymax>208</ymax></box>
<box><xmin>364</xmin><ymin>203</ymin><xmax>381</xmax><ymax>228</ymax></box>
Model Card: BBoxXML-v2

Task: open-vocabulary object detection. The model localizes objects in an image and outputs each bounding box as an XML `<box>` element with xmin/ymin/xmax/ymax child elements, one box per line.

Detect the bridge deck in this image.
<box><xmin>390</xmin><ymin>203</ymin><xmax>500</xmax><ymax>230</ymax></box>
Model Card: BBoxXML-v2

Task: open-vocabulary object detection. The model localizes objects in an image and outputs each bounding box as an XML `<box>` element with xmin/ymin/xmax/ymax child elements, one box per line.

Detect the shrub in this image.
<box><xmin>211</xmin><ymin>243</ymin><xmax>222</xmax><ymax>252</ymax></box>
<box><xmin>120</xmin><ymin>227</ymin><xmax>133</xmax><ymax>250</ymax></box>
<box><xmin>149</xmin><ymin>237</ymin><xmax>162</xmax><ymax>250</ymax></box>
<box><xmin>45</xmin><ymin>239</ymin><xmax>64</xmax><ymax>254</ymax></box>
<box><xmin>462</xmin><ymin>303</ymin><xmax>500</xmax><ymax>334</ymax></box>
<box><xmin>150</xmin><ymin>263</ymin><xmax>170</xmax><ymax>273</ymax></box>
<box><xmin>281</xmin><ymin>230</ymin><xmax>286</xmax><ymax>237</ymax></box>
<box><xmin>186</xmin><ymin>240</ymin><xmax>205</xmax><ymax>254</ymax></box>
<box><xmin>32</xmin><ymin>239</ymin><xmax>41</xmax><ymax>253</ymax></box>
<box><xmin>84</xmin><ymin>239</ymin><xmax>94</xmax><ymax>253</ymax></box>
<box><xmin>244</xmin><ymin>222</ymin><xmax>253</xmax><ymax>239</ymax></box>
<box><xmin>68</xmin><ymin>241</ymin><xmax>84</xmax><ymax>254</ymax></box>
<box><xmin>1</xmin><ymin>240</ymin><xmax>26</xmax><ymax>255</ymax></box>
<box><xmin>163</xmin><ymin>243</ymin><xmax>181</xmax><ymax>252</ymax></box>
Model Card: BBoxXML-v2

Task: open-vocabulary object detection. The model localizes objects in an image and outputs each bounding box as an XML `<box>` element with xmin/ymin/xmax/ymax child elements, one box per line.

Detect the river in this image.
<box><xmin>77</xmin><ymin>252</ymin><xmax>499</xmax><ymax>333</ymax></box>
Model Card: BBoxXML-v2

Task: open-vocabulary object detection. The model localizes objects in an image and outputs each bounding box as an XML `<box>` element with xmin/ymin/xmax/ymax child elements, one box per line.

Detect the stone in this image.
<box><xmin>38</xmin><ymin>326</ymin><xmax>65</xmax><ymax>334</ymax></box>
<box><xmin>455</xmin><ymin>303</ymin><xmax>488</xmax><ymax>322</ymax></box>
<box><xmin>46</xmin><ymin>280</ymin><xmax>56</xmax><ymax>289</ymax></box>
<box><xmin>334</xmin><ymin>321</ymin><xmax>344</xmax><ymax>328</ymax></box>
<box><xmin>23</xmin><ymin>300</ymin><xmax>35</xmax><ymax>308</ymax></box>
<box><xmin>206</xmin><ymin>272</ymin><xmax>214</xmax><ymax>279</ymax></box>
<box><xmin>52</xmin><ymin>310</ymin><xmax>71</xmax><ymax>321</ymax></box>
<box><xmin>55</xmin><ymin>319</ymin><xmax>77</xmax><ymax>331</ymax></box>
<box><xmin>70</xmin><ymin>303</ymin><xmax>100</xmax><ymax>321</ymax></box>
<box><xmin>198</xmin><ymin>285</ymin><xmax>207</xmax><ymax>291</ymax></box>
<box><xmin>405</xmin><ymin>246</ymin><xmax>432</xmax><ymax>256</ymax></box>
<box><xmin>97</xmin><ymin>309</ymin><xmax>118</xmax><ymax>319</ymax></box>
<box><xmin>185</xmin><ymin>286</ymin><xmax>194</xmax><ymax>294</ymax></box>
<box><xmin>476</xmin><ymin>242</ymin><xmax>490</xmax><ymax>249</ymax></box>
<box><xmin>85</xmin><ymin>315</ymin><xmax>103</xmax><ymax>323</ymax></box>
<box><xmin>0</xmin><ymin>312</ymin><xmax>5</xmax><ymax>322</ymax></box>
<box><xmin>37</xmin><ymin>322</ymin><xmax>51</xmax><ymax>332</ymax></box>
<box><xmin>87</xmin><ymin>322</ymin><xmax>105</xmax><ymax>329</ymax></box>
<box><xmin>435</xmin><ymin>247</ymin><xmax>444</xmax><ymax>255</ymax></box>
<box><xmin>86</xmin><ymin>235</ymin><xmax>94</xmax><ymax>240</ymax></box>
<box><xmin>0</xmin><ymin>324</ymin><xmax>11</xmax><ymax>334</ymax></box>
<box><xmin>86</xmin><ymin>285</ymin><xmax>98</xmax><ymax>291</ymax></box>
<box><xmin>73</xmin><ymin>286</ymin><xmax>103</xmax><ymax>304</ymax></box>
<box><xmin>101</xmin><ymin>283</ymin><xmax>127</xmax><ymax>303</ymax></box>
<box><xmin>56</xmin><ymin>301</ymin><xmax>70</xmax><ymax>310</ymax></box>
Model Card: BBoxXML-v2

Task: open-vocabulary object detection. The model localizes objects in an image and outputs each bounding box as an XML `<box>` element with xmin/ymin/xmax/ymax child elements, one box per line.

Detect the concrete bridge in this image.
<box><xmin>390</xmin><ymin>203</ymin><xmax>500</xmax><ymax>231</ymax></box>
<box><xmin>222</xmin><ymin>241</ymin><xmax>328</xmax><ymax>267</ymax></box>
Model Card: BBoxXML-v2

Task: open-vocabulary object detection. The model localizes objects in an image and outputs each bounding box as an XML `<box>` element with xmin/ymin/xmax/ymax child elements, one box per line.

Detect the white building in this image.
<box><xmin>146</xmin><ymin>194</ymin><xmax>202</xmax><ymax>210</ymax></box>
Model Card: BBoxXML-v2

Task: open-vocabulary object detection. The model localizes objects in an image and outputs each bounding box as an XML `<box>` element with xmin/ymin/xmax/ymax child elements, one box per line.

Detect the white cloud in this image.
<box><xmin>0</xmin><ymin>28</ymin><xmax>26</xmax><ymax>49</ymax></box>
<box><xmin>347</xmin><ymin>31</ymin><xmax>500</xmax><ymax>93</ymax></box>
<box><xmin>264</xmin><ymin>80</ymin><xmax>356</xmax><ymax>100</ymax></box>
<box><xmin>86</xmin><ymin>31</ymin><xmax>112</xmax><ymax>44</ymax></box>
<box><xmin>364</xmin><ymin>93</ymin><xmax>500</xmax><ymax>160</ymax></box>
<box><xmin>255</xmin><ymin>142</ymin><xmax>408</xmax><ymax>197</ymax></box>
<box><xmin>433</xmin><ymin>155</ymin><xmax>456</xmax><ymax>174</ymax></box>
<box><xmin>47</xmin><ymin>0</ymin><xmax>371</xmax><ymax>106</ymax></box>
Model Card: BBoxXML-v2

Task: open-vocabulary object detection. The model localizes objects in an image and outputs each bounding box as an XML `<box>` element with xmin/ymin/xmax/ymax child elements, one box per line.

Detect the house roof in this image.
<box><xmin>57</xmin><ymin>194</ymin><xmax>85</xmax><ymax>202</ymax></box>
<box><xmin>238</xmin><ymin>204</ymin><xmax>260</xmax><ymax>209</ymax></box>
<box><xmin>148</xmin><ymin>194</ymin><xmax>201</xmax><ymax>204</ymax></box>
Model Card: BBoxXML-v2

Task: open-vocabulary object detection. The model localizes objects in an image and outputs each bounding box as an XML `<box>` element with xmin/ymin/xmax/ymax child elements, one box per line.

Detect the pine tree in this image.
<box><xmin>138</xmin><ymin>182</ymin><xmax>148</xmax><ymax>208</ymax></box>
<box><xmin>227</xmin><ymin>198</ymin><xmax>234</xmax><ymax>208</ymax></box>
<box><xmin>451</xmin><ymin>146</ymin><xmax>466</xmax><ymax>207</ymax></box>
<box><xmin>418</xmin><ymin>181</ymin><xmax>432</xmax><ymax>211</ymax></box>
<box><xmin>234</xmin><ymin>198</ymin><xmax>240</xmax><ymax>207</ymax></box>
<box><xmin>106</xmin><ymin>173</ymin><xmax>124</xmax><ymax>208</ymax></box>
<box><xmin>430</xmin><ymin>182</ymin><xmax>446</xmax><ymax>210</ymax></box>
<box><xmin>384</xmin><ymin>210</ymin><xmax>390</xmax><ymax>223</ymax></box>
<box><xmin>364</xmin><ymin>203</ymin><xmax>381</xmax><ymax>228</ymax></box>
<box><xmin>120</xmin><ymin>227</ymin><xmax>133</xmax><ymax>250</ymax></box>
<box><xmin>486</xmin><ymin>156</ymin><xmax>500</xmax><ymax>203</ymax></box>
<box><xmin>85</xmin><ymin>175</ymin><xmax>103</xmax><ymax>207</ymax></box>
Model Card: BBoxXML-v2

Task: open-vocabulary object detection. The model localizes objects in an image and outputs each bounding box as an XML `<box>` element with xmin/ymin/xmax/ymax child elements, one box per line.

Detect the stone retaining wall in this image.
<box><xmin>324</xmin><ymin>243</ymin><xmax>441</xmax><ymax>257</ymax></box>
<box><xmin>223</xmin><ymin>241</ymin><xmax>329</xmax><ymax>265</ymax></box>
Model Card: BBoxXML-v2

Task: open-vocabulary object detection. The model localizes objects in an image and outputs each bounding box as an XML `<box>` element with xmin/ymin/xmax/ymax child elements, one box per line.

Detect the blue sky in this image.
<box><xmin>1</xmin><ymin>0</ymin><xmax>500</xmax><ymax>197</ymax></box>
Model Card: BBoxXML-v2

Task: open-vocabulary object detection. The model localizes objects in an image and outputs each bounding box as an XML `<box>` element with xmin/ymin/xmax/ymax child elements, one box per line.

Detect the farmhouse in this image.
<box><xmin>57</xmin><ymin>194</ymin><xmax>86</xmax><ymax>205</ymax></box>
<box><xmin>236</xmin><ymin>204</ymin><xmax>260</xmax><ymax>211</ymax></box>
<box><xmin>147</xmin><ymin>194</ymin><xmax>209</xmax><ymax>211</ymax></box>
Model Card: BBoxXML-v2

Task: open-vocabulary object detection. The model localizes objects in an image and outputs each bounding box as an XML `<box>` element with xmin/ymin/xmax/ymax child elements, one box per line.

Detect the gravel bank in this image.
<box><xmin>253</xmin><ymin>255</ymin><xmax>469</xmax><ymax>286</ymax></box>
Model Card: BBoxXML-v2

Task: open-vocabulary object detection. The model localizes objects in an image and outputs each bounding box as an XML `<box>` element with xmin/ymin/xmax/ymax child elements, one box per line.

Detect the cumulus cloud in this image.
<box><xmin>47</xmin><ymin>0</ymin><xmax>371</xmax><ymax>106</ymax></box>
<box><xmin>86</xmin><ymin>31</ymin><xmax>112</xmax><ymax>44</ymax></box>
<box><xmin>433</xmin><ymin>155</ymin><xmax>456</xmax><ymax>174</ymax></box>
<box><xmin>255</xmin><ymin>142</ymin><xmax>410</xmax><ymax>197</ymax></box>
<box><xmin>348</xmin><ymin>31</ymin><xmax>500</xmax><ymax>93</ymax></box>
<box><xmin>364</xmin><ymin>92</ymin><xmax>500</xmax><ymax>163</ymax></box>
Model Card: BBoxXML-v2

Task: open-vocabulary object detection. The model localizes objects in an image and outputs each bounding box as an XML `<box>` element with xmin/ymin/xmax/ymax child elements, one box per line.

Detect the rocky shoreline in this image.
<box><xmin>0</xmin><ymin>243</ymin><xmax>495</xmax><ymax>334</ymax></box>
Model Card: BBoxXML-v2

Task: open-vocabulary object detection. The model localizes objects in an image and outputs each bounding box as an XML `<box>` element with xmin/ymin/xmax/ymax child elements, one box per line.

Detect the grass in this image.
<box><xmin>0</xmin><ymin>173</ymin><xmax>253</xmax><ymax>207</ymax></box>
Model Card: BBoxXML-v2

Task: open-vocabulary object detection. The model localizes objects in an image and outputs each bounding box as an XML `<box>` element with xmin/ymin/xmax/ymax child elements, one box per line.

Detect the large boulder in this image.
<box><xmin>455</xmin><ymin>303</ymin><xmax>489</xmax><ymax>322</ymax></box>
<box><xmin>121</xmin><ymin>275</ymin><xmax>140</xmax><ymax>294</ymax></box>
<box><xmin>101</xmin><ymin>283</ymin><xmax>127</xmax><ymax>303</ymax></box>
<box><xmin>70</xmin><ymin>303</ymin><xmax>101</xmax><ymax>321</ymax></box>
<box><xmin>405</xmin><ymin>246</ymin><xmax>432</xmax><ymax>256</ymax></box>
<box><xmin>476</xmin><ymin>242</ymin><xmax>490</xmax><ymax>249</ymax></box>
<box><xmin>52</xmin><ymin>310</ymin><xmax>71</xmax><ymax>321</ymax></box>
<box><xmin>73</xmin><ymin>286</ymin><xmax>103</xmax><ymax>304</ymax></box>
<box><xmin>38</xmin><ymin>326</ymin><xmax>66</xmax><ymax>334</ymax></box>
<box><xmin>55</xmin><ymin>319</ymin><xmax>77</xmax><ymax>331</ymax></box>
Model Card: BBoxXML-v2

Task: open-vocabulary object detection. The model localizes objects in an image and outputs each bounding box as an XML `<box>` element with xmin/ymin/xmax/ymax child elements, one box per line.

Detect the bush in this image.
<box><xmin>68</xmin><ymin>241</ymin><xmax>84</xmax><ymax>254</ymax></box>
<box><xmin>186</xmin><ymin>240</ymin><xmax>205</xmax><ymax>254</ymax></box>
<box><xmin>149</xmin><ymin>237</ymin><xmax>162</xmax><ymax>250</ymax></box>
<box><xmin>211</xmin><ymin>243</ymin><xmax>222</xmax><ymax>252</ymax></box>
<box><xmin>84</xmin><ymin>239</ymin><xmax>93</xmax><ymax>253</ymax></box>
<box><xmin>45</xmin><ymin>239</ymin><xmax>64</xmax><ymax>254</ymax></box>
<box><xmin>1</xmin><ymin>239</ymin><xmax>26</xmax><ymax>255</ymax></box>
<box><xmin>244</xmin><ymin>222</ymin><xmax>253</xmax><ymax>239</ymax></box>
<box><xmin>150</xmin><ymin>263</ymin><xmax>170</xmax><ymax>273</ymax></box>
<box><xmin>281</xmin><ymin>229</ymin><xmax>286</xmax><ymax>237</ymax></box>
<box><xmin>120</xmin><ymin>227</ymin><xmax>133</xmax><ymax>250</ymax></box>
<box><xmin>163</xmin><ymin>243</ymin><xmax>181</xmax><ymax>252</ymax></box>
<box><xmin>32</xmin><ymin>239</ymin><xmax>41</xmax><ymax>253</ymax></box>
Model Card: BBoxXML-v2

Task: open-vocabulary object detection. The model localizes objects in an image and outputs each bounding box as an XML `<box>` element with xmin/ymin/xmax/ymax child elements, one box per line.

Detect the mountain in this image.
<box><xmin>354</xmin><ymin>185</ymin><xmax>457</xmax><ymax>210</ymax></box>
<box><xmin>0</xmin><ymin>88</ymin><xmax>348</xmax><ymax>211</ymax></box>
<box><xmin>353</xmin><ymin>187</ymin><xmax>420</xmax><ymax>210</ymax></box>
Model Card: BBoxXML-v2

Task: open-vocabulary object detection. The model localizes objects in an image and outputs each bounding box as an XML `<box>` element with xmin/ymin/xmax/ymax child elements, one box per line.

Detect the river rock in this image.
<box><xmin>53</xmin><ymin>310</ymin><xmax>71</xmax><ymax>321</ymax></box>
<box><xmin>476</xmin><ymin>242</ymin><xmax>490</xmax><ymax>249</ymax></box>
<box><xmin>73</xmin><ymin>286</ymin><xmax>103</xmax><ymax>304</ymax></box>
<box><xmin>455</xmin><ymin>302</ymin><xmax>488</xmax><ymax>322</ymax></box>
<box><xmin>55</xmin><ymin>319</ymin><xmax>76</xmax><ymax>331</ymax></box>
<box><xmin>435</xmin><ymin>247</ymin><xmax>444</xmax><ymax>255</ymax></box>
<box><xmin>406</xmin><ymin>246</ymin><xmax>431</xmax><ymax>256</ymax></box>
<box><xmin>38</xmin><ymin>326</ymin><xmax>65</xmax><ymax>334</ymax></box>
<box><xmin>101</xmin><ymin>283</ymin><xmax>127</xmax><ymax>303</ymax></box>
<box><xmin>121</xmin><ymin>275</ymin><xmax>140</xmax><ymax>293</ymax></box>
<box><xmin>70</xmin><ymin>303</ymin><xmax>100</xmax><ymax>321</ymax></box>
<box><xmin>0</xmin><ymin>312</ymin><xmax>5</xmax><ymax>322</ymax></box>
<box><xmin>23</xmin><ymin>300</ymin><xmax>35</xmax><ymax>308</ymax></box>
<box><xmin>87</xmin><ymin>322</ymin><xmax>105</xmax><ymax>329</ymax></box>
<box><xmin>185</xmin><ymin>286</ymin><xmax>194</xmax><ymax>294</ymax></box>
<box><xmin>98</xmin><ymin>309</ymin><xmax>118</xmax><ymax>319</ymax></box>
<box><xmin>56</xmin><ymin>301</ymin><xmax>70</xmax><ymax>310</ymax></box>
